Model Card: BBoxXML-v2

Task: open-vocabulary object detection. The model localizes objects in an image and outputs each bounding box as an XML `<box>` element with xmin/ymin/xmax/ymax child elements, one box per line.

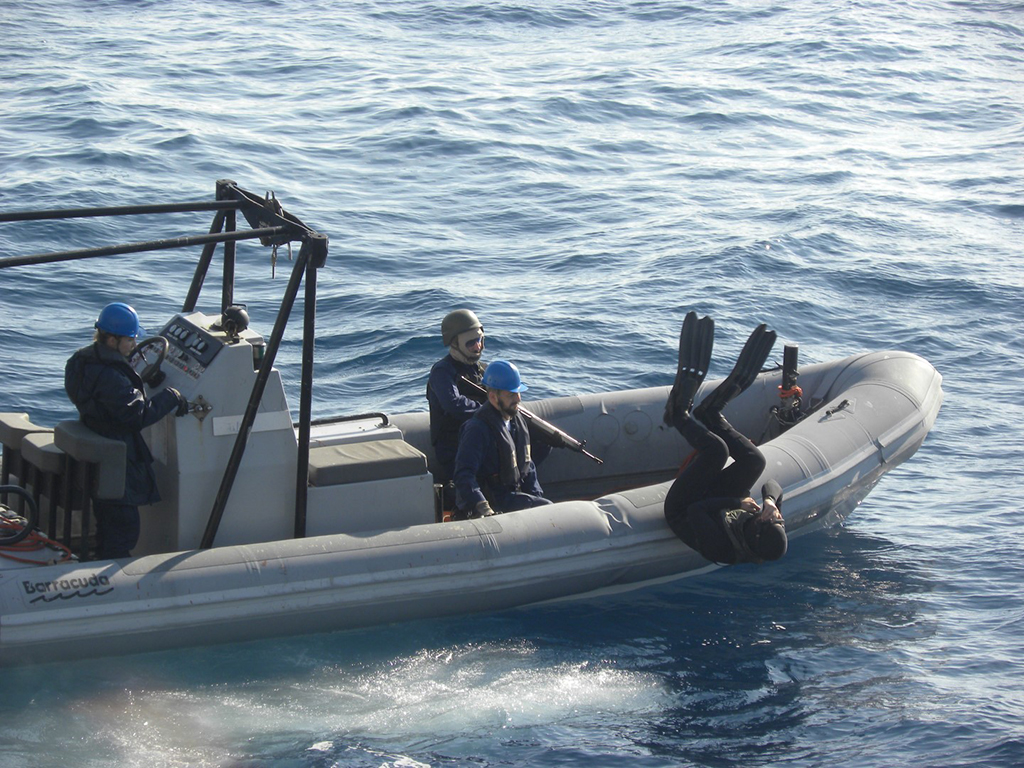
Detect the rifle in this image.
<box><xmin>459</xmin><ymin>376</ymin><xmax>603</xmax><ymax>465</ymax></box>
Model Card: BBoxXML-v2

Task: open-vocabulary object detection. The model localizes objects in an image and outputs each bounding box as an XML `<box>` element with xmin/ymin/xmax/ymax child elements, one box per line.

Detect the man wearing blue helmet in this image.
<box><xmin>64</xmin><ymin>302</ymin><xmax>189</xmax><ymax>559</ymax></box>
<box><xmin>452</xmin><ymin>359</ymin><xmax>553</xmax><ymax>519</ymax></box>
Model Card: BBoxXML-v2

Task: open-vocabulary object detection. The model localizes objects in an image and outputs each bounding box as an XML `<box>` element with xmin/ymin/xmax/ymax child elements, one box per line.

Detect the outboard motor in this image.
<box><xmin>771</xmin><ymin>344</ymin><xmax>804</xmax><ymax>432</ymax></box>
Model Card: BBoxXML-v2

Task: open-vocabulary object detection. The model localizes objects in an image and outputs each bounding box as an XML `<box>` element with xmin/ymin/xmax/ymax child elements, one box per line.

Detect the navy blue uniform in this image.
<box><xmin>453</xmin><ymin>401</ymin><xmax>551</xmax><ymax>515</ymax></box>
<box><xmin>426</xmin><ymin>355</ymin><xmax>485</xmax><ymax>480</ymax></box>
<box><xmin>65</xmin><ymin>342</ymin><xmax>181</xmax><ymax>559</ymax></box>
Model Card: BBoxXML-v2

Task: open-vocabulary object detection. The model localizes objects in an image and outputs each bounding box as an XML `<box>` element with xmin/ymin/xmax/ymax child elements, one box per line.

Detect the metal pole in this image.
<box><xmin>0</xmin><ymin>200</ymin><xmax>237</xmax><ymax>223</ymax></box>
<box><xmin>182</xmin><ymin>209</ymin><xmax>226</xmax><ymax>313</ymax></box>
<box><xmin>293</xmin><ymin>233</ymin><xmax>327</xmax><ymax>538</ymax></box>
<box><xmin>0</xmin><ymin>226</ymin><xmax>286</xmax><ymax>269</ymax></box>
<box><xmin>199</xmin><ymin>244</ymin><xmax>310</xmax><ymax>549</ymax></box>
<box><xmin>183</xmin><ymin>179</ymin><xmax>237</xmax><ymax>313</ymax></box>
<box><xmin>222</xmin><ymin>209</ymin><xmax>236</xmax><ymax>312</ymax></box>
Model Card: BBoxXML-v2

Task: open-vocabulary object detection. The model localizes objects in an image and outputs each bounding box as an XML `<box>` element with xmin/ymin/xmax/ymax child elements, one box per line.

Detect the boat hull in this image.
<box><xmin>0</xmin><ymin>350</ymin><xmax>942</xmax><ymax>665</ymax></box>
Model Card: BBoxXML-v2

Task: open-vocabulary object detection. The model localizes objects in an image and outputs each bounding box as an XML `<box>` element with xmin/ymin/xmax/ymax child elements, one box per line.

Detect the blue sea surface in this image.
<box><xmin>1</xmin><ymin>0</ymin><xmax>1023</xmax><ymax>766</ymax></box>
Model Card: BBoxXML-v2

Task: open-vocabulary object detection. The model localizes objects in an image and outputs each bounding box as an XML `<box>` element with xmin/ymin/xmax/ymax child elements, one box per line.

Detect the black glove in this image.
<box><xmin>761</xmin><ymin>479</ymin><xmax>784</xmax><ymax>508</ymax></box>
<box><xmin>167</xmin><ymin>388</ymin><xmax>189</xmax><ymax>417</ymax></box>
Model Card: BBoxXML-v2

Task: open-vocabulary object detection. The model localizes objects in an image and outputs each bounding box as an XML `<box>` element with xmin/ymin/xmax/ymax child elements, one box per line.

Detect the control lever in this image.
<box><xmin>188</xmin><ymin>395</ymin><xmax>213</xmax><ymax>423</ymax></box>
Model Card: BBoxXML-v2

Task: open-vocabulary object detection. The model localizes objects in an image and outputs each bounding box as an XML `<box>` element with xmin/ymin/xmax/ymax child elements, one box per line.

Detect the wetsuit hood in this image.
<box><xmin>721</xmin><ymin>509</ymin><xmax>787</xmax><ymax>563</ymax></box>
<box><xmin>741</xmin><ymin>516</ymin><xmax>787</xmax><ymax>562</ymax></box>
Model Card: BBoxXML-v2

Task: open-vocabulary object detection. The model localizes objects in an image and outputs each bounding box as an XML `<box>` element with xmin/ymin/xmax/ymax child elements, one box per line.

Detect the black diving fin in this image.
<box><xmin>663</xmin><ymin>311</ymin><xmax>715</xmax><ymax>425</ymax></box>
<box><xmin>694</xmin><ymin>322</ymin><xmax>776</xmax><ymax>424</ymax></box>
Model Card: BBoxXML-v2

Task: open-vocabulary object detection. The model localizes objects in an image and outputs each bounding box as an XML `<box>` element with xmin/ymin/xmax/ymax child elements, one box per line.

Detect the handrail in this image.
<box><xmin>0</xmin><ymin>200</ymin><xmax>238</xmax><ymax>223</ymax></box>
<box><xmin>0</xmin><ymin>226</ymin><xmax>287</xmax><ymax>269</ymax></box>
<box><xmin>307</xmin><ymin>413</ymin><xmax>391</xmax><ymax>428</ymax></box>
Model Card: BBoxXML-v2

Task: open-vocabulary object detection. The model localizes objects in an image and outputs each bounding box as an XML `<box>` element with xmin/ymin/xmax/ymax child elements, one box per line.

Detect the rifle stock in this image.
<box><xmin>459</xmin><ymin>376</ymin><xmax>603</xmax><ymax>465</ymax></box>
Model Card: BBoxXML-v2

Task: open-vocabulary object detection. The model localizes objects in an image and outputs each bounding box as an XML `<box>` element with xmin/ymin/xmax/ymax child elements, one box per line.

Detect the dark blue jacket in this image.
<box><xmin>64</xmin><ymin>343</ymin><xmax>180</xmax><ymax>506</ymax></box>
<box><xmin>426</xmin><ymin>355</ymin><xmax>484</xmax><ymax>477</ymax></box>
<box><xmin>453</xmin><ymin>401</ymin><xmax>546</xmax><ymax>513</ymax></box>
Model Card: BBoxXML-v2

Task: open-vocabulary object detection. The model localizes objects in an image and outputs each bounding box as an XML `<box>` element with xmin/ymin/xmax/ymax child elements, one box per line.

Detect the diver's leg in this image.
<box><xmin>666</xmin><ymin>415</ymin><xmax>729</xmax><ymax>514</ymax></box>
<box><xmin>707</xmin><ymin>421</ymin><xmax>765</xmax><ymax>498</ymax></box>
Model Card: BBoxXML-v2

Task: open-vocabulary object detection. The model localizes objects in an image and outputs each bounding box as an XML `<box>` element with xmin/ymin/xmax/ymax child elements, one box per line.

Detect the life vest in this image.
<box><xmin>475</xmin><ymin>403</ymin><xmax>531</xmax><ymax>494</ymax></box>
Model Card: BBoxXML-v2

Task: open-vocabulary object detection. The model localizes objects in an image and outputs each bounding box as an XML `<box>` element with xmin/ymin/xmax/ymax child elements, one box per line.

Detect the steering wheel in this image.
<box><xmin>129</xmin><ymin>336</ymin><xmax>169</xmax><ymax>386</ymax></box>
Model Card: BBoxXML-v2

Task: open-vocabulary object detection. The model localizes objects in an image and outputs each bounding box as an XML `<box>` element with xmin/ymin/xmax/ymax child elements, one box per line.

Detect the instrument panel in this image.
<box><xmin>159</xmin><ymin>317</ymin><xmax>223</xmax><ymax>380</ymax></box>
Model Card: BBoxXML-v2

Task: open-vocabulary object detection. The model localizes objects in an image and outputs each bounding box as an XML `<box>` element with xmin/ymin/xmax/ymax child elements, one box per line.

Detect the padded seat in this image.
<box><xmin>53</xmin><ymin>420</ymin><xmax>126</xmax><ymax>500</ymax></box>
<box><xmin>0</xmin><ymin>412</ymin><xmax>52</xmax><ymax>514</ymax></box>
<box><xmin>0</xmin><ymin>412</ymin><xmax>52</xmax><ymax>486</ymax></box>
<box><xmin>308</xmin><ymin>440</ymin><xmax>428</xmax><ymax>487</ymax></box>
<box><xmin>0</xmin><ymin>412</ymin><xmax>51</xmax><ymax>450</ymax></box>
<box><xmin>21</xmin><ymin>432</ymin><xmax>64</xmax><ymax>475</ymax></box>
<box><xmin>21</xmin><ymin>431</ymin><xmax>66</xmax><ymax>539</ymax></box>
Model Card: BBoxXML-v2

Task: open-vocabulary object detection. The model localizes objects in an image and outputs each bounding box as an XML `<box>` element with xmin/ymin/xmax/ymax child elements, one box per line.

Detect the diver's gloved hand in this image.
<box><xmin>761</xmin><ymin>479</ymin><xmax>784</xmax><ymax>508</ymax></box>
<box><xmin>168</xmin><ymin>388</ymin><xmax>189</xmax><ymax>417</ymax></box>
<box><xmin>470</xmin><ymin>501</ymin><xmax>495</xmax><ymax>519</ymax></box>
<box><xmin>759</xmin><ymin>479</ymin><xmax>785</xmax><ymax>525</ymax></box>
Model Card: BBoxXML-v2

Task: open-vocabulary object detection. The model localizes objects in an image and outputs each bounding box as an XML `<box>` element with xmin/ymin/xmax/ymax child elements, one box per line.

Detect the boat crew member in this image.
<box><xmin>64</xmin><ymin>302</ymin><xmax>188</xmax><ymax>560</ymax></box>
<box><xmin>426</xmin><ymin>309</ymin><xmax>488</xmax><ymax>505</ymax></box>
<box><xmin>662</xmin><ymin>312</ymin><xmax>788</xmax><ymax>564</ymax></box>
<box><xmin>452</xmin><ymin>359</ymin><xmax>553</xmax><ymax>519</ymax></box>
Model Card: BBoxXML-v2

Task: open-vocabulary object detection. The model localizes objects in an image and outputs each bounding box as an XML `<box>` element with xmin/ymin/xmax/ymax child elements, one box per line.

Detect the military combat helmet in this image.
<box><xmin>441</xmin><ymin>309</ymin><xmax>483</xmax><ymax>346</ymax></box>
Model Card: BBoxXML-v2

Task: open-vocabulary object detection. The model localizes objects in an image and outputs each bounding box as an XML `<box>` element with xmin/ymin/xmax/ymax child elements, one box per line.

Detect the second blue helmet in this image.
<box><xmin>482</xmin><ymin>360</ymin><xmax>528</xmax><ymax>393</ymax></box>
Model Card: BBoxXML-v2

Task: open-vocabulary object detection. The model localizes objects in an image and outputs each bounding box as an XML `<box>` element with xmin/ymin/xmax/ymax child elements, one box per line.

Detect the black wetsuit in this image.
<box><xmin>664</xmin><ymin>412</ymin><xmax>767</xmax><ymax>565</ymax></box>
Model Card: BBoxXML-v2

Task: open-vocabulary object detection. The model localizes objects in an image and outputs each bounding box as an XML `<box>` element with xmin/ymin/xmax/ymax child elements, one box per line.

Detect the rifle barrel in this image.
<box><xmin>459</xmin><ymin>376</ymin><xmax>603</xmax><ymax>465</ymax></box>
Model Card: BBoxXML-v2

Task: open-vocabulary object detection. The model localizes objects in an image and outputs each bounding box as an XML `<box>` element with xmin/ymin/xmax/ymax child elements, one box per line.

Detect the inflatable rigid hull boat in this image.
<box><xmin>0</xmin><ymin>349</ymin><xmax>942</xmax><ymax>666</ymax></box>
<box><xmin>0</xmin><ymin>183</ymin><xmax>943</xmax><ymax>665</ymax></box>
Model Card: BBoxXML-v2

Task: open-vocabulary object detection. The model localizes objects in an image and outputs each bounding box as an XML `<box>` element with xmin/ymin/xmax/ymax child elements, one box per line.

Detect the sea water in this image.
<box><xmin>1</xmin><ymin>1</ymin><xmax>1022</xmax><ymax>766</ymax></box>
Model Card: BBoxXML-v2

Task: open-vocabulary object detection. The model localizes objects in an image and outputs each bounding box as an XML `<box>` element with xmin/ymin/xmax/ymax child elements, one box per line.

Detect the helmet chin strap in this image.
<box><xmin>449</xmin><ymin>329</ymin><xmax>484</xmax><ymax>365</ymax></box>
<box><xmin>449</xmin><ymin>343</ymin><xmax>480</xmax><ymax>365</ymax></box>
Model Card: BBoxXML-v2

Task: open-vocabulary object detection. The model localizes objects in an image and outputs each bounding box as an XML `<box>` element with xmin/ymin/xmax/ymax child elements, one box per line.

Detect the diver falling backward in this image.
<box><xmin>663</xmin><ymin>312</ymin><xmax>788</xmax><ymax>564</ymax></box>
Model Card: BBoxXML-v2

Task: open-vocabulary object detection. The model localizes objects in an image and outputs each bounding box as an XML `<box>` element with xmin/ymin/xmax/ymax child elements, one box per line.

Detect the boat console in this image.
<box><xmin>140</xmin><ymin>310</ymin><xmax>436</xmax><ymax>555</ymax></box>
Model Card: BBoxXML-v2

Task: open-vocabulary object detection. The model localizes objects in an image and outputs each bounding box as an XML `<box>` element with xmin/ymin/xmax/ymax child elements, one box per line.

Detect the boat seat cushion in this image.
<box><xmin>308</xmin><ymin>439</ymin><xmax>428</xmax><ymax>487</ymax></box>
<box><xmin>0</xmin><ymin>412</ymin><xmax>51</xmax><ymax>450</ymax></box>
<box><xmin>53</xmin><ymin>420</ymin><xmax>126</xmax><ymax>500</ymax></box>
<box><xmin>21</xmin><ymin>432</ymin><xmax>65</xmax><ymax>475</ymax></box>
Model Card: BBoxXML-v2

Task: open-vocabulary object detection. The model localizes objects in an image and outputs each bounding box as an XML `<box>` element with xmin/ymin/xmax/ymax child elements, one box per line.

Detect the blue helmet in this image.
<box><xmin>95</xmin><ymin>302</ymin><xmax>144</xmax><ymax>338</ymax></box>
<box><xmin>482</xmin><ymin>360</ymin><xmax>528</xmax><ymax>393</ymax></box>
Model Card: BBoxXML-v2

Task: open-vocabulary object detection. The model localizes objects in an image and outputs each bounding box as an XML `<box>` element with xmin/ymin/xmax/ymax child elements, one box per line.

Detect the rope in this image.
<box><xmin>0</xmin><ymin>518</ymin><xmax>76</xmax><ymax>565</ymax></box>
